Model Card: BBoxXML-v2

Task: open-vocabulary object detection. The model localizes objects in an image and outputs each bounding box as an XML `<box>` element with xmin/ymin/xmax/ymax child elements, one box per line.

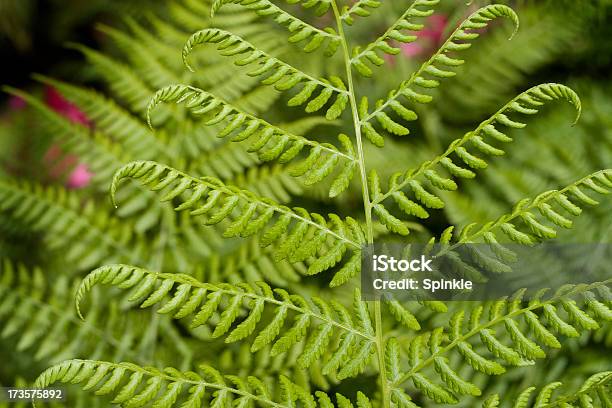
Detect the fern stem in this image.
<box><xmin>373</xmin><ymin>300</ymin><xmax>390</xmax><ymax>407</ymax></box>
<box><xmin>331</xmin><ymin>2</ymin><xmax>388</xmax><ymax>407</ymax></box>
<box><xmin>329</xmin><ymin>3</ymin><xmax>373</xmax><ymax>244</ymax></box>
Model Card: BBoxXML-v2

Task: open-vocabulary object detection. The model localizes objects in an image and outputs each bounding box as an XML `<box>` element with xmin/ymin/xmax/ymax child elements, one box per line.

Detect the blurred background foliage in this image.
<box><xmin>0</xmin><ymin>0</ymin><xmax>610</xmax><ymax>406</ymax></box>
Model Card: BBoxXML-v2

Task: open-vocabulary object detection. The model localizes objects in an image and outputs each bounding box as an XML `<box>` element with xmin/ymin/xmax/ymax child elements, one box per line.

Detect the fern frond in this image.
<box><xmin>211</xmin><ymin>0</ymin><xmax>340</xmax><ymax>55</ymax></box>
<box><xmin>175</xmin><ymin>1</ymin><xmax>265</xmax><ymax>36</ymax></box>
<box><xmin>369</xmin><ymin>83</ymin><xmax>582</xmax><ymax>231</ymax></box>
<box><xmin>197</xmin><ymin>236</ymin><xmax>303</xmax><ymax>287</ymax></box>
<box><xmin>0</xmin><ymin>260</ymin><xmax>142</xmax><ymax>363</ymax></box>
<box><xmin>340</xmin><ymin>0</ymin><xmax>381</xmax><ymax>26</ymax></box>
<box><xmin>182</xmin><ymin>29</ymin><xmax>349</xmax><ymax>119</ymax></box>
<box><xmin>0</xmin><ymin>179</ymin><xmax>142</xmax><ymax>269</ymax></box>
<box><xmin>214</xmin><ymin>341</ymin><xmax>324</xmax><ymax>391</ymax></box>
<box><xmin>111</xmin><ymin>161</ymin><xmax>364</xmax><ymax>282</ymax></box>
<box><xmin>391</xmin><ymin>280</ymin><xmax>612</xmax><ymax>404</ymax></box>
<box><xmin>123</xmin><ymin>17</ymin><xmax>185</xmax><ymax>71</ymax></box>
<box><xmin>359</xmin><ymin>4</ymin><xmax>519</xmax><ymax>145</ymax></box>
<box><xmin>420</xmin><ymin>170</ymin><xmax>612</xmax><ymax>277</ymax></box>
<box><xmin>187</xmin><ymin>138</ymin><xmax>258</xmax><ymax>180</ymax></box>
<box><xmin>437</xmin><ymin>6</ymin><xmax>580</xmax><ymax>122</ymax></box>
<box><xmin>489</xmin><ymin>371</ymin><xmax>612</xmax><ymax>407</ymax></box>
<box><xmin>68</xmin><ymin>43</ymin><xmax>154</xmax><ymax>114</ymax></box>
<box><xmin>147</xmin><ymin>85</ymin><xmax>355</xmax><ymax>161</ymax></box>
<box><xmin>184</xmin><ymin>129</ymin><xmax>309</xmax><ymax>199</ymax></box>
<box><xmin>143</xmin><ymin>6</ymin><xmax>291</xmax><ymax>113</ymax></box>
<box><xmin>234</xmin><ymin>165</ymin><xmax>304</xmax><ymax>203</ymax></box>
<box><xmin>147</xmin><ymin>12</ymin><xmax>196</xmax><ymax>45</ymax></box>
<box><xmin>168</xmin><ymin>0</ymin><xmax>226</xmax><ymax>32</ymax></box>
<box><xmin>98</xmin><ymin>24</ymin><xmax>179</xmax><ymax>90</ymax></box>
<box><xmin>34</xmin><ymin>359</ymin><xmax>319</xmax><ymax>407</ymax></box>
<box><xmin>447</xmin><ymin>169</ymin><xmax>611</xmax><ymax>246</ymax></box>
<box><xmin>76</xmin><ymin>265</ymin><xmax>375</xmax><ymax>376</ymax></box>
<box><xmin>148</xmin><ymin>85</ymin><xmax>356</xmax><ymax>194</ymax></box>
<box><xmin>3</xmin><ymin>86</ymin><xmax>172</xmax><ymax>233</ymax></box>
<box><xmin>182</xmin><ymin>30</ymin><xmax>289</xmax><ymax>104</ymax></box>
<box><xmin>350</xmin><ymin>0</ymin><xmax>440</xmax><ymax>77</ymax></box>
<box><xmin>223</xmin><ymin>78</ymin><xmax>283</xmax><ymax>113</ymax></box>
<box><xmin>10</xmin><ymin>3</ymin><xmax>611</xmax><ymax>406</ymax></box>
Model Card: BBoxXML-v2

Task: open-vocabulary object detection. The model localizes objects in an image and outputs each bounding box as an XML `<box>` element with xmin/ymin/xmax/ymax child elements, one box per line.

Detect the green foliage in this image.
<box><xmin>110</xmin><ymin>160</ymin><xmax>363</xmax><ymax>283</ymax></box>
<box><xmin>1</xmin><ymin>0</ymin><xmax>611</xmax><ymax>407</ymax></box>
<box><xmin>211</xmin><ymin>0</ymin><xmax>341</xmax><ymax>55</ymax></box>
<box><xmin>34</xmin><ymin>359</ymin><xmax>339</xmax><ymax>408</ymax></box>
<box><xmin>435</xmin><ymin>3</ymin><xmax>582</xmax><ymax>123</ymax></box>
<box><xmin>0</xmin><ymin>260</ymin><xmax>135</xmax><ymax>363</ymax></box>
<box><xmin>368</xmin><ymin>82</ymin><xmax>584</xmax><ymax>236</ymax></box>
<box><xmin>75</xmin><ymin>264</ymin><xmax>376</xmax><ymax>378</ymax></box>
<box><xmin>484</xmin><ymin>371</ymin><xmax>612</xmax><ymax>407</ymax></box>
<box><xmin>356</xmin><ymin>3</ymin><xmax>519</xmax><ymax>147</ymax></box>
<box><xmin>1</xmin><ymin>6</ymin><xmax>327</xmax><ymax>397</ymax></box>
<box><xmin>383</xmin><ymin>281</ymin><xmax>612</xmax><ymax>406</ymax></box>
<box><xmin>182</xmin><ymin>28</ymin><xmax>348</xmax><ymax>119</ymax></box>
<box><xmin>147</xmin><ymin>84</ymin><xmax>357</xmax><ymax>196</ymax></box>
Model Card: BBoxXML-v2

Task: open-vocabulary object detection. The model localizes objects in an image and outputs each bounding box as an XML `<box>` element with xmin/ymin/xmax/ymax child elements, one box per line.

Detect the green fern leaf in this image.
<box><xmin>391</xmin><ymin>280</ymin><xmax>611</xmax><ymax>406</ymax></box>
<box><xmin>76</xmin><ymin>265</ymin><xmax>375</xmax><ymax>374</ymax></box>
<box><xmin>358</xmin><ymin>4</ymin><xmax>519</xmax><ymax>145</ymax></box>
<box><xmin>182</xmin><ymin>29</ymin><xmax>349</xmax><ymax>118</ymax></box>
<box><xmin>111</xmin><ymin>161</ymin><xmax>362</xmax><ymax>283</ymax></box>
<box><xmin>487</xmin><ymin>371</ymin><xmax>612</xmax><ymax>408</ymax></box>
<box><xmin>340</xmin><ymin>0</ymin><xmax>381</xmax><ymax>26</ymax></box>
<box><xmin>34</xmin><ymin>359</ymin><xmax>326</xmax><ymax>408</ymax></box>
<box><xmin>350</xmin><ymin>0</ymin><xmax>442</xmax><ymax>77</ymax></box>
<box><xmin>148</xmin><ymin>84</ymin><xmax>356</xmax><ymax>191</ymax></box>
<box><xmin>212</xmin><ymin>0</ymin><xmax>340</xmax><ymax>55</ymax></box>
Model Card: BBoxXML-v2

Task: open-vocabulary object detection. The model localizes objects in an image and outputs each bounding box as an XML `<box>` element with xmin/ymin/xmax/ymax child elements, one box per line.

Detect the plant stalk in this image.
<box><xmin>330</xmin><ymin>2</ymin><xmax>389</xmax><ymax>407</ymax></box>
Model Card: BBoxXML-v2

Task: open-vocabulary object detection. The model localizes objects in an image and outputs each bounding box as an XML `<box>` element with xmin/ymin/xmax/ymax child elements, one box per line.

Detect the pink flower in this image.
<box><xmin>45</xmin><ymin>86</ymin><xmax>90</xmax><ymax>127</ymax></box>
<box><xmin>67</xmin><ymin>163</ymin><xmax>93</xmax><ymax>189</ymax></box>
<box><xmin>9</xmin><ymin>95</ymin><xmax>26</xmax><ymax>110</ymax></box>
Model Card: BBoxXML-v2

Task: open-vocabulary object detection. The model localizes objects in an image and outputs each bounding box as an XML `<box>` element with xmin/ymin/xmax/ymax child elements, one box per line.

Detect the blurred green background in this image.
<box><xmin>0</xmin><ymin>0</ymin><xmax>610</xmax><ymax>406</ymax></box>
